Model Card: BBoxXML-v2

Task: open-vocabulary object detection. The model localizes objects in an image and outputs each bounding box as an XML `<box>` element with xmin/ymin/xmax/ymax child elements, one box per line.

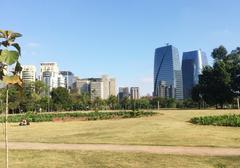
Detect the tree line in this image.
<box><xmin>0</xmin><ymin>45</ymin><xmax>239</xmax><ymax>113</ymax></box>
<box><xmin>0</xmin><ymin>81</ymin><xmax>199</xmax><ymax>113</ymax></box>
<box><xmin>192</xmin><ymin>46</ymin><xmax>240</xmax><ymax>109</ymax></box>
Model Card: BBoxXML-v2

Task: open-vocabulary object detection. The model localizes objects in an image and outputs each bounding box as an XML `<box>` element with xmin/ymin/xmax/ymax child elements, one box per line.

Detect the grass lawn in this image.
<box><xmin>0</xmin><ymin>149</ymin><xmax>239</xmax><ymax>168</ymax></box>
<box><xmin>0</xmin><ymin>109</ymin><xmax>240</xmax><ymax>147</ymax></box>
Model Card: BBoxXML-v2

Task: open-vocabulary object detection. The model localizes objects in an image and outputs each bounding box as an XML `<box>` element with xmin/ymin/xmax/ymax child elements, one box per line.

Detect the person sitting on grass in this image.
<box><xmin>19</xmin><ymin>119</ymin><xmax>30</xmax><ymax>126</ymax></box>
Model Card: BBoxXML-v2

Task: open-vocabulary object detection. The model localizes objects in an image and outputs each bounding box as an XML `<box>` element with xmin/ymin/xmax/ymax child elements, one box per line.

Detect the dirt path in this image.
<box><xmin>0</xmin><ymin>142</ymin><xmax>240</xmax><ymax>156</ymax></box>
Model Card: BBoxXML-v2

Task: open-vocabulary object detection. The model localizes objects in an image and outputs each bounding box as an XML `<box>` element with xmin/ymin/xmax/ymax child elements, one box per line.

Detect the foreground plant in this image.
<box><xmin>0</xmin><ymin>29</ymin><xmax>23</xmax><ymax>168</ymax></box>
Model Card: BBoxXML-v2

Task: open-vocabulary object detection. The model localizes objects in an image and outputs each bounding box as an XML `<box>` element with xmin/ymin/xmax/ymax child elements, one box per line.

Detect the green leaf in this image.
<box><xmin>14</xmin><ymin>61</ymin><xmax>22</xmax><ymax>74</ymax></box>
<box><xmin>0</xmin><ymin>30</ymin><xmax>7</xmax><ymax>38</ymax></box>
<box><xmin>10</xmin><ymin>42</ymin><xmax>21</xmax><ymax>55</ymax></box>
<box><xmin>1</xmin><ymin>40</ymin><xmax>8</xmax><ymax>47</ymax></box>
<box><xmin>0</xmin><ymin>70</ymin><xmax>4</xmax><ymax>80</ymax></box>
<box><xmin>0</xmin><ymin>50</ymin><xmax>19</xmax><ymax>65</ymax></box>
<box><xmin>6</xmin><ymin>30</ymin><xmax>14</xmax><ymax>38</ymax></box>
<box><xmin>10</xmin><ymin>32</ymin><xmax>22</xmax><ymax>38</ymax></box>
<box><xmin>0</xmin><ymin>30</ymin><xmax>22</xmax><ymax>40</ymax></box>
<box><xmin>3</xmin><ymin>75</ymin><xmax>23</xmax><ymax>86</ymax></box>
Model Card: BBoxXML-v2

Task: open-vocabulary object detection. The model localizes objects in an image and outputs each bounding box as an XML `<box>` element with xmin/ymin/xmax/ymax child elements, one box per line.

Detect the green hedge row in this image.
<box><xmin>0</xmin><ymin>111</ymin><xmax>156</xmax><ymax>123</ymax></box>
<box><xmin>190</xmin><ymin>114</ymin><xmax>240</xmax><ymax>127</ymax></box>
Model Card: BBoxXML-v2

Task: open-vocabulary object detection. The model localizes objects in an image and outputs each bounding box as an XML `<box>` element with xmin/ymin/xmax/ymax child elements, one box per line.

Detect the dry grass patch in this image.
<box><xmin>0</xmin><ymin>109</ymin><xmax>240</xmax><ymax>147</ymax></box>
<box><xmin>0</xmin><ymin>149</ymin><xmax>240</xmax><ymax>168</ymax></box>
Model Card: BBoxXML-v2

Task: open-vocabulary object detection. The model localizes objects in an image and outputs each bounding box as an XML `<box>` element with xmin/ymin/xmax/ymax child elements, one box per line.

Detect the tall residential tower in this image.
<box><xmin>130</xmin><ymin>87</ymin><xmax>140</xmax><ymax>100</ymax></box>
<box><xmin>40</xmin><ymin>62</ymin><xmax>64</xmax><ymax>91</ymax></box>
<box><xmin>21</xmin><ymin>65</ymin><xmax>36</xmax><ymax>83</ymax></box>
<box><xmin>60</xmin><ymin>71</ymin><xmax>75</xmax><ymax>89</ymax></box>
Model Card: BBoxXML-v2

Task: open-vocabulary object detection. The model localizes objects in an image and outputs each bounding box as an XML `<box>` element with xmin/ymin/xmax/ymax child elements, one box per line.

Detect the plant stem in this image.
<box><xmin>5</xmin><ymin>85</ymin><xmax>9</xmax><ymax>168</ymax></box>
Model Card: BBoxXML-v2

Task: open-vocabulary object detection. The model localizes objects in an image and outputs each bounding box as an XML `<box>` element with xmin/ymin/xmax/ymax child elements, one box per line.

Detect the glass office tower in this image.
<box><xmin>182</xmin><ymin>50</ymin><xmax>208</xmax><ymax>99</ymax></box>
<box><xmin>154</xmin><ymin>45</ymin><xmax>183</xmax><ymax>99</ymax></box>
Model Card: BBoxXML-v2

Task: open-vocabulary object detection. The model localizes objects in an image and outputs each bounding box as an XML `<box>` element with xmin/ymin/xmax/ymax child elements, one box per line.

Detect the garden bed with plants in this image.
<box><xmin>0</xmin><ymin>111</ymin><xmax>156</xmax><ymax>123</ymax></box>
<box><xmin>190</xmin><ymin>114</ymin><xmax>240</xmax><ymax>127</ymax></box>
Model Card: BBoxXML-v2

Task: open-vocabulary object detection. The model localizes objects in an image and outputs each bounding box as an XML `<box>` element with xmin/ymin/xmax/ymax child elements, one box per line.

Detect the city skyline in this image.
<box><xmin>2</xmin><ymin>0</ymin><xmax>240</xmax><ymax>95</ymax></box>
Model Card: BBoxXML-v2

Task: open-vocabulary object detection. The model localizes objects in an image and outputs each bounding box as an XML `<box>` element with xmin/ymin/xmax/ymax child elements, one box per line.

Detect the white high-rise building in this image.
<box><xmin>102</xmin><ymin>75</ymin><xmax>116</xmax><ymax>98</ymax></box>
<box><xmin>102</xmin><ymin>75</ymin><xmax>110</xmax><ymax>99</ymax></box>
<box><xmin>40</xmin><ymin>62</ymin><xmax>59</xmax><ymax>91</ymax></box>
<box><xmin>130</xmin><ymin>87</ymin><xmax>140</xmax><ymax>100</ymax></box>
<box><xmin>72</xmin><ymin>75</ymin><xmax>116</xmax><ymax>100</ymax></box>
<box><xmin>72</xmin><ymin>78</ymin><xmax>90</xmax><ymax>94</ymax></box>
<box><xmin>60</xmin><ymin>71</ymin><xmax>75</xmax><ymax>89</ymax></box>
<box><xmin>90</xmin><ymin>81</ymin><xmax>104</xmax><ymax>100</ymax></box>
<box><xmin>109</xmin><ymin>78</ymin><xmax>116</xmax><ymax>96</ymax></box>
<box><xmin>21</xmin><ymin>65</ymin><xmax>36</xmax><ymax>83</ymax></box>
<box><xmin>57</xmin><ymin>73</ymin><xmax>65</xmax><ymax>88</ymax></box>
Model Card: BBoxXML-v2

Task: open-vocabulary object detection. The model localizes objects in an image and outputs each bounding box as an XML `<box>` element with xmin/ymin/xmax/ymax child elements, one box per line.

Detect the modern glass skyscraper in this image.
<box><xmin>154</xmin><ymin>45</ymin><xmax>183</xmax><ymax>99</ymax></box>
<box><xmin>182</xmin><ymin>50</ymin><xmax>208</xmax><ymax>99</ymax></box>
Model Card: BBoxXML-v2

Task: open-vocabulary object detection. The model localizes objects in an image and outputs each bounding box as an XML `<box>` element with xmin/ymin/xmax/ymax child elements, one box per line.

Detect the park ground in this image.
<box><xmin>0</xmin><ymin>109</ymin><xmax>240</xmax><ymax>167</ymax></box>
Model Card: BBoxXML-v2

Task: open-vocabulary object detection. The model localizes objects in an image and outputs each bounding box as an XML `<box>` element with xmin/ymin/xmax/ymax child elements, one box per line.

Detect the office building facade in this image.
<box><xmin>40</xmin><ymin>62</ymin><xmax>61</xmax><ymax>91</ymax></box>
<box><xmin>72</xmin><ymin>78</ymin><xmax>90</xmax><ymax>94</ymax></box>
<box><xmin>182</xmin><ymin>50</ymin><xmax>208</xmax><ymax>98</ymax></box>
<box><xmin>154</xmin><ymin>45</ymin><xmax>183</xmax><ymax>99</ymax></box>
<box><xmin>101</xmin><ymin>75</ymin><xmax>117</xmax><ymax>98</ymax></box>
<box><xmin>57</xmin><ymin>73</ymin><xmax>65</xmax><ymax>88</ymax></box>
<box><xmin>21</xmin><ymin>65</ymin><xmax>36</xmax><ymax>83</ymax></box>
<box><xmin>90</xmin><ymin>81</ymin><xmax>104</xmax><ymax>100</ymax></box>
<box><xmin>130</xmin><ymin>87</ymin><xmax>140</xmax><ymax>100</ymax></box>
<box><xmin>60</xmin><ymin>71</ymin><xmax>75</xmax><ymax>89</ymax></box>
<box><xmin>118</xmin><ymin>87</ymin><xmax>129</xmax><ymax>101</ymax></box>
<box><xmin>109</xmin><ymin>78</ymin><xmax>116</xmax><ymax>96</ymax></box>
<box><xmin>102</xmin><ymin>75</ymin><xmax>110</xmax><ymax>99</ymax></box>
<box><xmin>72</xmin><ymin>75</ymin><xmax>116</xmax><ymax>100</ymax></box>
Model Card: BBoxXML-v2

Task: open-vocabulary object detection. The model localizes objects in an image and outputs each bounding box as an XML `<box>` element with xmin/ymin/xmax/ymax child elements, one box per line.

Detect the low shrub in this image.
<box><xmin>190</xmin><ymin>114</ymin><xmax>240</xmax><ymax>127</ymax></box>
<box><xmin>0</xmin><ymin>111</ymin><xmax>156</xmax><ymax>123</ymax></box>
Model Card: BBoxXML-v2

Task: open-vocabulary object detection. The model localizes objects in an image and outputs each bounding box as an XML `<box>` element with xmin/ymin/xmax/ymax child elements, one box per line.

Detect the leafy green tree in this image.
<box><xmin>150</xmin><ymin>97</ymin><xmax>178</xmax><ymax>109</ymax></box>
<box><xmin>107</xmin><ymin>95</ymin><xmax>118</xmax><ymax>110</ymax></box>
<box><xmin>92</xmin><ymin>97</ymin><xmax>103</xmax><ymax>111</ymax></box>
<box><xmin>136</xmin><ymin>97</ymin><xmax>150</xmax><ymax>109</ymax></box>
<box><xmin>38</xmin><ymin>96</ymin><xmax>50</xmax><ymax>112</ymax></box>
<box><xmin>200</xmin><ymin>64</ymin><xmax>233</xmax><ymax>108</ymax></box>
<box><xmin>225</xmin><ymin>48</ymin><xmax>240</xmax><ymax>108</ymax></box>
<box><xmin>166</xmin><ymin>98</ymin><xmax>176</xmax><ymax>108</ymax></box>
<box><xmin>197</xmin><ymin>46</ymin><xmax>235</xmax><ymax>108</ymax></box>
<box><xmin>191</xmin><ymin>84</ymin><xmax>204</xmax><ymax>109</ymax></box>
<box><xmin>130</xmin><ymin>99</ymin><xmax>138</xmax><ymax>111</ymax></box>
<box><xmin>51</xmin><ymin>87</ymin><xmax>72</xmax><ymax>111</ymax></box>
<box><xmin>34</xmin><ymin>80</ymin><xmax>47</xmax><ymax>95</ymax></box>
<box><xmin>120</xmin><ymin>96</ymin><xmax>130</xmax><ymax>109</ymax></box>
<box><xmin>78</xmin><ymin>93</ymin><xmax>91</xmax><ymax>110</ymax></box>
<box><xmin>212</xmin><ymin>45</ymin><xmax>227</xmax><ymax>61</ymax></box>
<box><xmin>0</xmin><ymin>86</ymin><xmax>22</xmax><ymax>113</ymax></box>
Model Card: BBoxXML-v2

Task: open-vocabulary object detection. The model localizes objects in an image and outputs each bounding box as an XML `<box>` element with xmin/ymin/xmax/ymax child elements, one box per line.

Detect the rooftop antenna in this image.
<box><xmin>165</xmin><ymin>43</ymin><xmax>169</xmax><ymax>46</ymax></box>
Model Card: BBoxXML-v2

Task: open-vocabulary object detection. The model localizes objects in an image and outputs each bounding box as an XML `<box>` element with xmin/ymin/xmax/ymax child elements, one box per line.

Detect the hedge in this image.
<box><xmin>190</xmin><ymin>114</ymin><xmax>240</xmax><ymax>127</ymax></box>
<box><xmin>0</xmin><ymin>111</ymin><xmax>156</xmax><ymax>123</ymax></box>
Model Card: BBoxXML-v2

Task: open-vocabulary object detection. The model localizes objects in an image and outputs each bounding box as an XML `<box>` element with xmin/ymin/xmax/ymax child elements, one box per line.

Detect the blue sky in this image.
<box><xmin>1</xmin><ymin>0</ymin><xmax>240</xmax><ymax>95</ymax></box>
